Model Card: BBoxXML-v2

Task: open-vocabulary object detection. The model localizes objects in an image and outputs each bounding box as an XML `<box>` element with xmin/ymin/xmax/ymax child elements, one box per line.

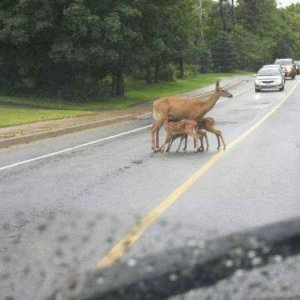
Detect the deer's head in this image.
<box><xmin>215</xmin><ymin>81</ymin><xmax>233</xmax><ymax>98</ymax></box>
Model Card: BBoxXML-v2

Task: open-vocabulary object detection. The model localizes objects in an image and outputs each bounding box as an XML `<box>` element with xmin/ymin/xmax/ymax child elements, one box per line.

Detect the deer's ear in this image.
<box><xmin>216</xmin><ymin>81</ymin><xmax>220</xmax><ymax>91</ymax></box>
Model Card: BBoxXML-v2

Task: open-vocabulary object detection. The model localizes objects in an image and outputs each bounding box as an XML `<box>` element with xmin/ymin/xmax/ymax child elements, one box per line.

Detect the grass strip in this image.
<box><xmin>0</xmin><ymin>106</ymin><xmax>92</xmax><ymax>128</ymax></box>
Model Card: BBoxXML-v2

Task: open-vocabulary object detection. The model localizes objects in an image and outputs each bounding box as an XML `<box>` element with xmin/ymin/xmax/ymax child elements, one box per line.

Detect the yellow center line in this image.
<box><xmin>96</xmin><ymin>81</ymin><xmax>300</xmax><ymax>269</ymax></box>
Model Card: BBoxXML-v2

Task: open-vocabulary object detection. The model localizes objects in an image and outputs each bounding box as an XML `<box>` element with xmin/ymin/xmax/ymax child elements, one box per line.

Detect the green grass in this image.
<box><xmin>0</xmin><ymin>71</ymin><xmax>249</xmax><ymax>127</ymax></box>
<box><xmin>0</xmin><ymin>106</ymin><xmax>92</xmax><ymax>128</ymax></box>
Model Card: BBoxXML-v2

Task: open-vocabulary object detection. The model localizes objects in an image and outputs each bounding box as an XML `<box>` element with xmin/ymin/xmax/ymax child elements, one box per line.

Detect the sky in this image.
<box><xmin>277</xmin><ymin>0</ymin><xmax>300</xmax><ymax>7</ymax></box>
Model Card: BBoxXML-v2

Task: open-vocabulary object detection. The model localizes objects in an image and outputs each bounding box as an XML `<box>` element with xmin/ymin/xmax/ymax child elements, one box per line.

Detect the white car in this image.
<box><xmin>255</xmin><ymin>68</ymin><xmax>285</xmax><ymax>92</ymax></box>
<box><xmin>262</xmin><ymin>64</ymin><xmax>285</xmax><ymax>83</ymax></box>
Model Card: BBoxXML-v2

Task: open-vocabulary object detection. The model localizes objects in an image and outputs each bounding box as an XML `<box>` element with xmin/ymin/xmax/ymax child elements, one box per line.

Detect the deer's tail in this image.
<box><xmin>152</xmin><ymin>107</ymin><xmax>158</xmax><ymax>121</ymax></box>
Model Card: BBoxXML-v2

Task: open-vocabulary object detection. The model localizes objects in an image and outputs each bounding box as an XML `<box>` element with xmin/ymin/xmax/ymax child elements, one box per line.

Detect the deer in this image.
<box><xmin>198</xmin><ymin>117</ymin><xmax>226</xmax><ymax>150</ymax></box>
<box><xmin>172</xmin><ymin>117</ymin><xmax>226</xmax><ymax>152</ymax></box>
<box><xmin>159</xmin><ymin>119</ymin><xmax>201</xmax><ymax>153</ymax></box>
<box><xmin>165</xmin><ymin>125</ymin><xmax>208</xmax><ymax>152</ymax></box>
<box><xmin>151</xmin><ymin>81</ymin><xmax>232</xmax><ymax>152</ymax></box>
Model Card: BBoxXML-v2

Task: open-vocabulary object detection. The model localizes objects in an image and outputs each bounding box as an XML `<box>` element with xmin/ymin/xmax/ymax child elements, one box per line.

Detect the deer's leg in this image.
<box><xmin>166</xmin><ymin>135</ymin><xmax>175</xmax><ymax>152</ymax></box>
<box><xmin>160</xmin><ymin>132</ymin><xmax>172</xmax><ymax>153</ymax></box>
<box><xmin>151</xmin><ymin>118</ymin><xmax>165</xmax><ymax>152</ymax></box>
<box><xmin>167</xmin><ymin>134</ymin><xmax>179</xmax><ymax>152</ymax></box>
<box><xmin>216</xmin><ymin>135</ymin><xmax>221</xmax><ymax>150</ymax></box>
<box><xmin>206</xmin><ymin>127</ymin><xmax>224</xmax><ymax>150</ymax></box>
<box><xmin>213</xmin><ymin>129</ymin><xmax>225</xmax><ymax>150</ymax></box>
<box><xmin>198</xmin><ymin>130</ymin><xmax>208</xmax><ymax>151</ymax></box>
<box><xmin>156</xmin><ymin>127</ymin><xmax>160</xmax><ymax>150</ymax></box>
<box><xmin>155</xmin><ymin>118</ymin><xmax>166</xmax><ymax>150</ymax></box>
<box><xmin>177</xmin><ymin>135</ymin><xmax>185</xmax><ymax>152</ymax></box>
<box><xmin>193</xmin><ymin>137</ymin><xmax>198</xmax><ymax>151</ymax></box>
<box><xmin>204</xmin><ymin>132</ymin><xmax>209</xmax><ymax>150</ymax></box>
<box><xmin>166</xmin><ymin>140</ymin><xmax>172</xmax><ymax>152</ymax></box>
<box><xmin>151</xmin><ymin>122</ymin><xmax>161</xmax><ymax>152</ymax></box>
<box><xmin>199</xmin><ymin>135</ymin><xmax>204</xmax><ymax>152</ymax></box>
<box><xmin>188</xmin><ymin>132</ymin><xmax>200</xmax><ymax>152</ymax></box>
<box><xmin>182</xmin><ymin>135</ymin><xmax>188</xmax><ymax>151</ymax></box>
<box><xmin>219</xmin><ymin>132</ymin><xmax>226</xmax><ymax>150</ymax></box>
<box><xmin>151</xmin><ymin>122</ymin><xmax>156</xmax><ymax>151</ymax></box>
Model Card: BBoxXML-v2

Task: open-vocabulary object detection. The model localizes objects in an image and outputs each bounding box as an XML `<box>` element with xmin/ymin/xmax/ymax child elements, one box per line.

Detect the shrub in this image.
<box><xmin>178</xmin><ymin>64</ymin><xmax>199</xmax><ymax>79</ymax></box>
<box><xmin>159</xmin><ymin>64</ymin><xmax>177</xmax><ymax>81</ymax></box>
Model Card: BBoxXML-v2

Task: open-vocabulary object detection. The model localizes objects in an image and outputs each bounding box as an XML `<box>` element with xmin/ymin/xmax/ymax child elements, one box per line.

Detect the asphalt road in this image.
<box><xmin>1</xmin><ymin>76</ymin><xmax>300</xmax><ymax>300</ymax></box>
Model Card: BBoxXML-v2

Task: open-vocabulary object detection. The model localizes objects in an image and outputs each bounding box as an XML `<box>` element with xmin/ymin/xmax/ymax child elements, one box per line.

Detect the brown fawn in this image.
<box><xmin>160</xmin><ymin>119</ymin><xmax>201</xmax><ymax>153</ymax></box>
<box><xmin>169</xmin><ymin>117</ymin><xmax>226</xmax><ymax>152</ymax></box>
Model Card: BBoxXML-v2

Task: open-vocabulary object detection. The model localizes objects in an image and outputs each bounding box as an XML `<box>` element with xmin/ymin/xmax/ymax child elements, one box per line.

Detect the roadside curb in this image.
<box><xmin>0</xmin><ymin>115</ymin><xmax>136</xmax><ymax>149</ymax></box>
<box><xmin>0</xmin><ymin>78</ymin><xmax>246</xmax><ymax>149</ymax></box>
<box><xmin>49</xmin><ymin>217</ymin><xmax>300</xmax><ymax>300</ymax></box>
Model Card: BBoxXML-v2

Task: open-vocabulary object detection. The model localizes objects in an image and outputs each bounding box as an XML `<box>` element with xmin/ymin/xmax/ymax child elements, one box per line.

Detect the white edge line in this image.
<box><xmin>0</xmin><ymin>125</ymin><xmax>151</xmax><ymax>172</ymax></box>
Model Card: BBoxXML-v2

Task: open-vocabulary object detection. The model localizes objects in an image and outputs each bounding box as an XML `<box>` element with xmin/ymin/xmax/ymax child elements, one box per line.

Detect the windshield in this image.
<box><xmin>258</xmin><ymin>68</ymin><xmax>280</xmax><ymax>76</ymax></box>
<box><xmin>263</xmin><ymin>65</ymin><xmax>280</xmax><ymax>68</ymax></box>
<box><xmin>275</xmin><ymin>59</ymin><xmax>293</xmax><ymax>65</ymax></box>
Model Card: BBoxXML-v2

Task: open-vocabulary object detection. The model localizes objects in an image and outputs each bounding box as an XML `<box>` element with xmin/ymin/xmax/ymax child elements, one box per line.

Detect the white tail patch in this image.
<box><xmin>152</xmin><ymin>107</ymin><xmax>158</xmax><ymax>120</ymax></box>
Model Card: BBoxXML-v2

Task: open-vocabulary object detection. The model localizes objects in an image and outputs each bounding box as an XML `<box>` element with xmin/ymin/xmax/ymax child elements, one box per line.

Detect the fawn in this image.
<box><xmin>160</xmin><ymin>119</ymin><xmax>201</xmax><ymax>153</ymax></box>
<box><xmin>198</xmin><ymin>117</ymin><xmax>226</xmax><ymax>150</ymax></box>
<box><xmin>167</xmin><ymin>117</ymin><xmax>225</xmax><ymax>152</ymax></box>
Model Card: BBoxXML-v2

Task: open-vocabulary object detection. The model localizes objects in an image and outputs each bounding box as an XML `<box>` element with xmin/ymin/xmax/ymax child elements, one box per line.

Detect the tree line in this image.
<box><xmin>0</xmin><ymin>0</ymin><xmax>299</xmax><ymax>100</ymax></box>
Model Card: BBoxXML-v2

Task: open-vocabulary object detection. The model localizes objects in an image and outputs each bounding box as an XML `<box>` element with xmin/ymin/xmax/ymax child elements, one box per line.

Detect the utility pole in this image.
<box><xmin>198</xmin><ymin>0</ymin><xmax>203</xmax><ymax>21</ymax></box>
<box><xmin>231</xmin><ymin>0</ymin><xmax>236</xmax><ymax>28</ymax></box>
<box><xmin>196</xmin><ymin>0</ymin><xmax>204</xmax><ymax>39</ymax></box>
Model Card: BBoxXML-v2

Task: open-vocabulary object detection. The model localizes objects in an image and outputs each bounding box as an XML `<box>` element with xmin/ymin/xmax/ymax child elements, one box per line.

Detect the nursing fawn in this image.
<box><xmin>198</xmin><ymin>117</ymin><xmax>226</xmax><ymax>150</ymax></box>
<box><xmin>160</xmin><ymin>119</ymin><xmax>201</xmax><ymax>153</ymax></box>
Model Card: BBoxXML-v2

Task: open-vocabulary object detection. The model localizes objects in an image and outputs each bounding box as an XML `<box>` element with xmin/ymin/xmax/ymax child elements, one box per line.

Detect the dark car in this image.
<box><xmin>295</xmin><ymin>61</ymin><xmax>300</xmax><ymax>75</ymax></box>
<box><xmin>274</xmin><ymin>58</ymin><xmax>297</xmax><ymax>79</ymax></box>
